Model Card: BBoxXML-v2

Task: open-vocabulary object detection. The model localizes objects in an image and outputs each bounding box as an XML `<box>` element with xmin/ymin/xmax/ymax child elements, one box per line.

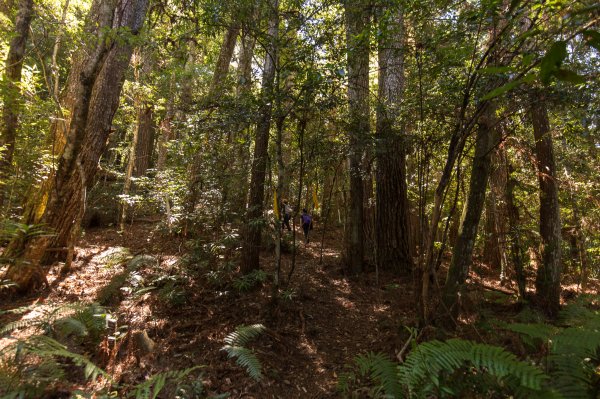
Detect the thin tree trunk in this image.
<box><xmin>184</xmin><ymin>23</ymin><xmax>240</xmax><ymax>227</ymax></box>
<box><xmin>441</xmin><ymin>103</ymin><xmax>499</xmax><ymax>318</ymax></box>
<box><xmin>241</xmin><ymin>0</ymin><xmax>278</xmax><ymax>274</ymax></box>
<box><xmin>505</xmin><ymin>161</ymin><xmax>527</xmax><ymax>299</ymax></box>
<box><xmin>344</xmin><ymin>0</ymin><xmax>370</xmax><ymax>275</ymax></box>
<box><xmin>530</xmin><ymin>91</ymin><xmax>562</xmax><ymax>317</ymax></box>
<box><xmin>209</xmin><ymin>23</ymin><xmax>240</xmax><ymax>101</ymax></box>
<box><xmin>0</xmin><ymin>0</ymin><xmax>34</xmax><ymax>211</ymax></box>
<box><xmin>51</xmin><ymin>0</ymin><xmax>70</xmax><ymax>102</ymax></box>
<box><xmin>483</xmin><ymin>148</ymin><xmax>509</xmax><ymax>282</ymax></box>
<box><xmin>288</xmin><ymin>118</ymin><xmax>306</xmax><ymax>284</ymax></box>
<box><xmin>375</xmin><ymin>4</ymin><xmax>411</xmax><ymax>275</ymax></box>
<box><xmin>4</xmin><ymin>0</ymin><xmax>149</xmax><ymax>293</ymax></box>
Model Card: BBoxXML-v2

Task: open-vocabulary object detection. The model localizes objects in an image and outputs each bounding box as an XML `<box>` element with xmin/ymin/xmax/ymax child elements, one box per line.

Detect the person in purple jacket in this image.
<box><xmin>300</xmin><ymin>208</ymin><xmax>313</xmax><ymax>244</ymax></box>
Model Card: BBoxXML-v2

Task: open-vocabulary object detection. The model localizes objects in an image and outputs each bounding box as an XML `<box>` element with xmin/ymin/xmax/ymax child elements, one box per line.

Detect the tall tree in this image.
<box><xmin>0</xmin><ymin>0</ymin><xmax>34</xmax><ymax>211</ymax></box>
<box><xmin>441</xmin><ymin>103</ymin><xmax>499</xmax><ymax>318</ymax></box>
<box><xmin>375</xmin><ymin>3</ymin><xmax>412</xmax><ymax>275</ymax></box>
<box><xmin>530</xmin><ymin>90</ymin><xmax>562</xmax><ymax>316</ymax></box>
<box><xmin>344</xmin><ymin>0</ymin><xmax>370</xmax><ymax>275</ymax></box>
<box><xmin>241</xmin><ymin>0</ymin><xmax>279</xmax><ymax>273</ymax></box>
<box><xmin>5</xmin><ymin>0</ymin><xmax>150</xmax><ymax>292</ymax></box>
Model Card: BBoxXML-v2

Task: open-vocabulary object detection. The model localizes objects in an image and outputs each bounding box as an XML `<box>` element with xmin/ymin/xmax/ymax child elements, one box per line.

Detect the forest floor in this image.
<box><xmin>1</xmin><ymin>222</ymin><xmax>598</xmax><ymax>398</ymax></box>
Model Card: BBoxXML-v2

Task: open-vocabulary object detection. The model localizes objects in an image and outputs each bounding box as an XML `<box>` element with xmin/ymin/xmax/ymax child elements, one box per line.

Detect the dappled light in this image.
<box><xmin>1</xmin><ymin>0</ymin><xmax>599</xmax><ymax>396</ymax></box>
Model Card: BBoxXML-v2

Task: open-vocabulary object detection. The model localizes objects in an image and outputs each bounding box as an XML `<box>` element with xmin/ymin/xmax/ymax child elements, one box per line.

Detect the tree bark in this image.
<box><xmin>441</xmin><ymin>103</ymin><xmax>499</xmax><ymax>318</ymax></box>
<box><xmin>0</xmin><ymin>0</ymin><xmax>34</xmax><ymax>211</ymax></box>
<box><xmin>5</xmin><ymin>0</ymin><xmax>149</xmax><ymax>293</ymax></box>
<box><xmin>505</xmin><ymin>161</ymin><xmax>527</xmax><ymax>299</ymax></box>
<box><xmin>133</xmin><ymin>106</ymin><xmax>154</xmax><ymax>177</ymax></box>
<box><xmin>375</xmin><ymin>5</ymin><xmax>412</xmax><ymax>275</ymax></box>
<box><xmin>344</xmin><ymin>0</ymin><xmax>370</xmax><ymax>275</ymax></box>
<box><xmin>483</xmin><ymin>147</ymin><xmax>509</xmax><ymax>282</ymax></box>
<box><xmin>530</xmin><ymin>91</ymin><xmax>562</xmax><ymax>317</ymax></box>
<box><xmin>184</xmin><ymin>23</ymin><xmax>240</xmax><ymax>226</ymax></box>
<box><xmin>208</xmin><ymin>23</ymin><xmax>240</xmax><ymax>101</ymax></box>
<box><xmin>241</xmin><ymin>0</ymin><xmax>278</xmax><ymax>274</ymax></box>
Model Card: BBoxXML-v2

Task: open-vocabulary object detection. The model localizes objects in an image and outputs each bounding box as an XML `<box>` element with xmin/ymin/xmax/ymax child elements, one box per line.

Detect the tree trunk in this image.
<box><xmin>0</xmin><ymin>0</ymin><xmax>34</xmax><ymax>211</ymax></box>
<box><xmin>184</xmin><ymin>23</ymin><xmax>240</xmax><ymax>226</ymax></box>
<box><xmin>375</xmin><ymin>5</ymin><xmax>412</xmax><ymax>275</ymax></box>
<box><xmin>441</xmin><ymin>104</ymin><xmax>499</xmax><ymax>318</ymax></box>
<box><xmin>120</xmin><ymin>50</ymin><xmax>154</xmax><ymax>231</ymax></box>
<box><xmin>5</xmin><ymin>0</ymin><xmax>149</xmax><ymax>293</ymax></box>
<box><xmin>208</xmin><ymin>23</ymin><xmax>240</xmax><ymax>100</ymax></box>
<box><xmin>505</xmin><ymin>161</ymin><xmax>527</xmax><ymax>299</ymax></box>
<box><xmin>240</xmin><ymin>0</ymin><xmax>278</xmax><ymax>274</ymax></box>
<box><xmin>344</xmin><ymin>0</ymin><xmax>370</xmax><ymax>275</ymax></box>
<box><xmin>133</xmin><ymin>105</ymin><xmax>154</xmax><ymax>176</ymax></box>
<box><xmin>483</xmin><ymin>148</ymin><xmax>509</xmax><ymax>282</ymax></box>
<box><xmin>530</xmin><ymin>91</ymin><xmax>562</xmax><ymax>317</ymax></box>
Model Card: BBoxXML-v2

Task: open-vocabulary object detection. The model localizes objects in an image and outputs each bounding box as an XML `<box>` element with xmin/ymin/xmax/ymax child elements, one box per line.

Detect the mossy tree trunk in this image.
<box><xmin>530</xmin><ymin>90</ymin><xmax>562</xmax><ymax>317</ymax></box>
<box><xmin>0</xmin><ymin>0</ymin><xmax>34</xmax><ymax>211</ymax></box>
<box><xmin>5</xmin><ymin>0</ymin><xmax>149</xmax><ymax>293</ymax></box>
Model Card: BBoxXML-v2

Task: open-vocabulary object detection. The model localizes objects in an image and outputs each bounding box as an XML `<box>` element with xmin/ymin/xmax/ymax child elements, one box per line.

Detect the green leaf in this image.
<box><xmin>540</xmin><ymin>41</ymin><xmax>567</xmax><ymax>84</ymax></box>
<box><xmin>554</xmin><ymin>69</ymin><xmax>585</xmax><ymax>84</ymax></box>
<box><xmin>582</xmin><ymin>30</ymin><xmax>600</xmax><ymax>52</ymax></box>
<box><xmin>481</xmin><ymin>73</ymin><xmax>535</xmax><ymax>100</ymax></box>
<box><xmin>477</xmin><ymin>65</ymin><xmax>514</xmax><ymax>75</ymax></box>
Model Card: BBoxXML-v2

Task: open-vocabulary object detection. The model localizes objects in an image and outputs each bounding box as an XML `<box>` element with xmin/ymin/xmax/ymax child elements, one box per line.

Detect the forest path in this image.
<box><xmin>1</xmin><ymin>223</ymin><xmax>417</xmax><ymax>398</ymax></box>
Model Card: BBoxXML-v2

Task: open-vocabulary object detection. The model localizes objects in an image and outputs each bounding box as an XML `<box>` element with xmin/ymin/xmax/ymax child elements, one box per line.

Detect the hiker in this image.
<box><xmin>282</xmin><ymin>199</ymin><xmax>292</xmax><ymax>231</ymax></box>
<box><xmin>300</xmin><ymin>208</ymin><xmax>313</xmax><ymax>243</ymax></box>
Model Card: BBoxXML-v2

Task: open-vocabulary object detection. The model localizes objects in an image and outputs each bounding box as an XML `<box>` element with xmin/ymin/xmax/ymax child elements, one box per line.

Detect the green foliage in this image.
<box><xmin>127</xmin><ymin>367</ymin><xmax>202</xmax><ymax>399</ymax></box>
<box><xmin>221</xmin><ymin>324</ymin><xmax>265</xmax><ymax>381</ymax></box>
<box><xmin>0</xmin><ymin>335</ymin><xmax>106</xmax><ymax>398</ymax></box>
<box><xmin>339</xmin><ymin>352</ymin><xmax>402</xmax><ymax>398</ymax></box>
<box><xmin>399</xmin><ymin>339</ymin><xmax>547</xmax><ymax>397</ymax></box>
<box><xmin>0</xmin><ymin>302</ymin><xmax>108</xmax><ymax>343</ymax></box>
<box><xmin>232</xmin><ymin>270</ymin><xmax>268</xmax><ymax>292</ymax></box>
<box><xmin>501</xmin><ymin>299</ymin><xmax>600</xmax><ymax>399</ymax></box>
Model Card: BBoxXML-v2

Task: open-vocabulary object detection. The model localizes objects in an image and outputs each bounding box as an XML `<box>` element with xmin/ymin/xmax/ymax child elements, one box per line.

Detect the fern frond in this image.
<box><xmin>224</xmin><ymin>324</ymin><xmax>265</xmax><ymax>346</ymax></box>
<box><xmin>0</xmin><ymin>304</ymin><xmax>37</xmax><ymax>316</ymax></box>
<box><xmin>0</xmin><ymin>318</ymin><xmax>41</xmax><ymax>335</ymax></box>
<box><xmin>501</xmin><ymin>323</ymin><xmax>556</xmax><ymax>341</ymax></box>
<box><xmin>22</xmin><ymin>335</ymin><xmax>107</xmax><ymax>381</ymax></box>
<box><xmin>221</xmin><ymin>324</ymin><xmax>266</xmax><ymax>381</ymax></box>
<box><xmin>222</xmin><ymin>346</ymin><xmax>263</xmax><ymax>381</ymax></box>
<box><xmin>354</xmin><ymin>352</ymin><xmax>402</xmax><ymax>398</ymax></box>
<box><xmin>128</xmin><ymin>366</ymin><xmax>201</xmax><ymax>399</ymax></box>
<box><xmin>552</xmin><ymin>327</ymin><xmax>600</xmax><ymax>356</ymax></box>
<box><xmin>399</xmin><ymin>339</ymin><xmax>547</xmax><ymax>395</ymax></box>
<box><xmin>559</xmin><ymin>301</ymin><xmax>600</xmax><ymax>330</ymax></box>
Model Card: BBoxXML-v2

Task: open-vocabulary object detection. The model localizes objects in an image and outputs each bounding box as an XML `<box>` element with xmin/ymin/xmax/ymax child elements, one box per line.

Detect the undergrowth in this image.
<box><xmin>339</xmin><ymin>296</ymin><xmax>600</xmax><ymax>398</ymax></box>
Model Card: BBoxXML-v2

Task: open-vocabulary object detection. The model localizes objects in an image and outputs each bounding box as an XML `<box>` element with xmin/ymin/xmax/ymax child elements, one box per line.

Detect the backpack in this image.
<box><xmin>302</xmin><ymin>214</ymin><xmax>312</xmax><ymax>227</ymax></box>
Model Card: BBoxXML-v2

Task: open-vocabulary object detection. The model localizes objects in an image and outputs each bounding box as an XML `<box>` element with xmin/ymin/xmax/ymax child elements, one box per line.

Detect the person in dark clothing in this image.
<box><xmin>300</xmin><ymin>208</ymin><xmax>313</xmax><ymax>244</ymax></box>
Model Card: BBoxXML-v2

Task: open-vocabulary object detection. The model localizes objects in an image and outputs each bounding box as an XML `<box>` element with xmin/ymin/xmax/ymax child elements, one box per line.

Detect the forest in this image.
<box><xmin>0</xmin><ymin>0</ymin><xmax>599</xmax><ymax>397</ymax></box>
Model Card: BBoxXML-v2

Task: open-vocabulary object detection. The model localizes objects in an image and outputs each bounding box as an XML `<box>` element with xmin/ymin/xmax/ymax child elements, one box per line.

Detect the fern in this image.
<box><xmin>398</xmin><ymin>339</ymin><xmax>547</xmax><ymax>397</ymax></box>
<box><xmin>221</xmin><ymin>324</ymin><xmax>265</xmax><ymax>381</ymax></box>
<box><xmin>0</xmin><ymin>335</ymin><xmax>106</xmax><ymax>398</ymax></box>
<box><xmin>500</xmin><ymin>301</ymin><xmax>600</xmax><ymax>399</ymax></box>
<box><xmin>354</xmin><ymin>352</ymin><xmax>403</xmax><ymax>398</ymax></box>
<box><xmin>232</xmin><ymin>270</ymin><xmax>268</xmax><ymax>291</ymax></box>
<box><xmin>1</xmin><ymin>302</ymin><xmax>108</xmax><ymax>343</ymax></box>
<box><xmin>128</xmin><ymin>366</ymin><xmax>201</xmax><ymax>399</ymax></box>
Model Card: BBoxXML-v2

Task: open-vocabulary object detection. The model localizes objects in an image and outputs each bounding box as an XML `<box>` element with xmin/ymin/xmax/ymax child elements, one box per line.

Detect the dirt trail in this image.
<box><xmin>0</xmin><ymin>224</ymin><xmax>416</xmax><ymax>398</ymax></box>
<box><xmin>2</xmin><ymin>223</ymin><xmax>599</xmax><ymax>397</ymax></box>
